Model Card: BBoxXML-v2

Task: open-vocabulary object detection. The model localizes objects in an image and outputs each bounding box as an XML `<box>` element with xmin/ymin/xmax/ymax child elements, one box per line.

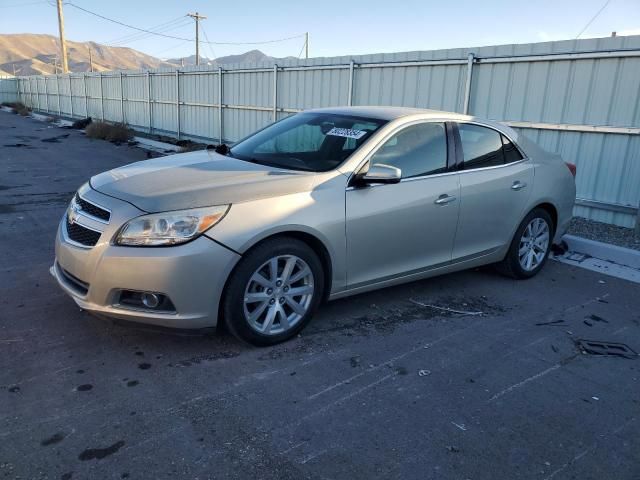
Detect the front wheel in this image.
<box><xmin>222</xmin><ymin>237</ymin><xmax>324</xmax><ymax>346</ymax></box>
<box><xmin>497</xmin><ymin>208</ymin><xmax>554</xmax><ymax>279</ymax></box>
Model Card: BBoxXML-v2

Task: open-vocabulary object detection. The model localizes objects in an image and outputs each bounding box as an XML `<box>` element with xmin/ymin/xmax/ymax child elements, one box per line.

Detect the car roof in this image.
<box><xmin>305</xmin><ymin>106</ymin><xmax>451</xmax><ymax>120</ymax></box>
<box><xmin>303</xmin><ymin>106</ymin><xmax>519</xmax><ymax>140</ymax></box>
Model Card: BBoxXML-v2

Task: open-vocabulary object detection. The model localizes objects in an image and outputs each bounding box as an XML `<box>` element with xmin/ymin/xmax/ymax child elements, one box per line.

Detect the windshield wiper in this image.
<box><xmin>207</xmin><ymin>143</ymin><xmax>234</xmax><ymax>157</ymax></box>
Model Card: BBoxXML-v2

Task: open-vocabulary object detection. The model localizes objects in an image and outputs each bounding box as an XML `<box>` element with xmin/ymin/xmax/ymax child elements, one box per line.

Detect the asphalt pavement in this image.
<box><xmin>1</xmin><ymin>111</ymin><xmax>639</xmax><ymax>480</ymax></box>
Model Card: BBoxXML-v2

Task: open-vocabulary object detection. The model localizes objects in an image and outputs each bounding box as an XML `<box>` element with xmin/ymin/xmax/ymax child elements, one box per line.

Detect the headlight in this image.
<box><xmin>114</xmin><ymin>205</ymin><xmax>230</xmax><ymax>246</ymax></box>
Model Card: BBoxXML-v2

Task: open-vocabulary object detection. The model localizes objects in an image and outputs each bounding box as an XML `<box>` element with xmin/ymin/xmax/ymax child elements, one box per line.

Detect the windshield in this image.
<box><xmin>229</xmin><ymin>112</ymin><xmax>387</xmax><ymax>172</ymax></box>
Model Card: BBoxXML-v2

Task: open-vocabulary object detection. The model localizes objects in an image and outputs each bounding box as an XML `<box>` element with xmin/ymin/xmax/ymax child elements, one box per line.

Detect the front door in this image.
<box><xmin>345</xmin><ymin>121</ymin><xmax>460</xmax><ymax>288</ymax></box>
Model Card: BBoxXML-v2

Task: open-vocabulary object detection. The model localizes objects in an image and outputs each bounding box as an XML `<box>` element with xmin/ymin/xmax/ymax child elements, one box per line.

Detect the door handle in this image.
<box><xmin>435</xmin><ymin>194</ymin><xmax>457</xmax><ymax>205</ymax></box>
<box><xmin>511</xmin><ymin>181</ymin><xmax>527</xmax><ymax>191</ymax></box>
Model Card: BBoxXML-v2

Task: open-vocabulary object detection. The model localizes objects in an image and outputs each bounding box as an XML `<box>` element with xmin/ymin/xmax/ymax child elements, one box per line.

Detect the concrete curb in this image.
<box><xmin>562</xmin><ymin>234</ymin><xmax>640</xmax><ymax>269</ymax></box>
<box><xmin>133</xmin><ymin>136</ymin><xmax>182</xmax><ymax>154</ymax></box>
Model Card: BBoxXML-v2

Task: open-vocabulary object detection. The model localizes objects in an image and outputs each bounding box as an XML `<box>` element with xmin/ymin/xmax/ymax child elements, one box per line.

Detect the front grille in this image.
<box><xmin>66</xmin><ymin>217</ymin><xmax>101</xmax><ymax>247</ymax></box>
<box><xmin>75</xmin><ymin>194</ymin><xmax>110</xmax><ymax>222</ymax></box>
<box><xmin>57</xmin><ymin>262</ymin><xmax>89</xmax><ymax>295</ymax></box>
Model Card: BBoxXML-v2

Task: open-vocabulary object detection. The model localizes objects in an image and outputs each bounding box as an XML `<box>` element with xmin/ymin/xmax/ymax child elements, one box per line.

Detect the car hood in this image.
<box><xmin>90</xmin><ymin>150</ymin><xmax>317</xmax><ymax>212</ymax></box>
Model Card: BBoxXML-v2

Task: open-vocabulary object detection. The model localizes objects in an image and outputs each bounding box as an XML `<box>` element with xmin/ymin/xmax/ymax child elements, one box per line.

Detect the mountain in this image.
<box><xmin>165</xmin><ymin>49</ymin><xmax>297</xmax><ymax>67</ymax></box>
<box><xmin>0</xmin><ymin>34</ymin><xmax>298</xmax><ymax>76</ymax></box>
<box><xmin>0</xmin><ymin>33</ymin><xmax>174</xmax><ymax>75</ymax></box>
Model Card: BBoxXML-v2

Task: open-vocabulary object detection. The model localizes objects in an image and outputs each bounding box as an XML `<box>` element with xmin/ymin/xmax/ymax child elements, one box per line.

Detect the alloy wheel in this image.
<box><xmin>518</xmin><ymin>217</ymin><xmax>550</xmax><ymax>271</ymax></box>
<box><xmin>243</xmin><ymin>255</ymin><xmax>315</xmax><ymax>335</ymax></box>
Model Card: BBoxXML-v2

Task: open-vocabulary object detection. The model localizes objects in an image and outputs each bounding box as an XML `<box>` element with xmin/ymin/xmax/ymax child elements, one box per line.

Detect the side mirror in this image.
<box><xmin>361</xmin><ymin>163</ymin><xmax>402</xmax><ymax>185</ymax></box>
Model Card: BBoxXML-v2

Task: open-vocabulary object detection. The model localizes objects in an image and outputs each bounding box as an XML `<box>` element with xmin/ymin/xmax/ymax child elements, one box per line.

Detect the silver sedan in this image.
<box><xmin>52</xmin><ymin>107</ymin><xmax>576</xmax><ymax>345</ymax></box>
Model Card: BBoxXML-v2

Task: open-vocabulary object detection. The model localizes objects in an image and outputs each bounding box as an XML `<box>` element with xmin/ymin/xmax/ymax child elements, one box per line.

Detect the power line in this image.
<box><xmin>200</xmin><ymin>25</ymin><xmax>218</xmax><ymax>63</ymax></box>
<box><xmin>297</xmin><ymin>38</ymin><xmax>306</xmax><ymax>59</ymax></box>
<box><xmin>0</xmin><ymin>1</ymin><xmax>48</xmax><ymax>8</ymax></box>
<box><xmin>576</xmin><ymin>0</ymin><xmax>613</xmax><ymax>38</ymax></box>
<box><xmin>65</xmin><ymin>2</ymin><xmax>306</xmax><ymax>46</ymax></box>
<box><xmin>65</xmin><ymin>2</ymin><xmax>192</xmax><ymax>41</ymax></box>
<box><xmin>109</xmin><ymin>19</ymin><xmax>192</xmax><ymax>47</ymax></box>
<box><xmin>106</xmin><ymin>16</ymin><xmax>189</xmax><ymax>46</ymax></box>
<box><xmin>206</xmin><ymin>33</ymin><xmax>305</xmax><ymax>46</ymax></box>
<box><xmin>151</xmin><ymin>39</ymin><xmax>193</xmax><ymax>58</ymax></box>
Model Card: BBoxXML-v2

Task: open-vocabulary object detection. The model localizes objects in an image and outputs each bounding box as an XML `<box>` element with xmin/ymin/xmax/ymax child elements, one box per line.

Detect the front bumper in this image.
<box><xmin>52</xmin><ymin>187</ymin><xmax>241</xmax><ymax>329</ymax></box>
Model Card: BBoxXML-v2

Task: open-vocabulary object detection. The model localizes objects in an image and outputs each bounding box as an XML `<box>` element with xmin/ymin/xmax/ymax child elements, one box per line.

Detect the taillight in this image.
<box><xmin>565</xmin><ymin>162</ymin><xmax>576</xmax><ymax>178</ymax></box>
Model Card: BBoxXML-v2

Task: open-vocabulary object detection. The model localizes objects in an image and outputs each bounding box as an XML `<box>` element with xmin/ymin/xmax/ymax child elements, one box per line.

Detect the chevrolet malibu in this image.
<box><xmin>52</xmin><ymin>107</ymin><xmax>576</xmax><ymax>345</ymax></box>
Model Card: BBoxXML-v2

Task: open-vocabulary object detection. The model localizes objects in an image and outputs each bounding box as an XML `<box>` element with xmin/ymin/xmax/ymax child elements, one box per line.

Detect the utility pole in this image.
<box><xmin>88</xmin><ymin>46</ymin><xmax>94</xmax><ymax>72</ymax></box>
<box><xmin>56</xmin><ymin>0</ymin><xmax>69</xmax><ymax>73</ymax></box>
<box><xmin>12</xmin><ymin>64</ymin><xmax>16</xmax><ymax>76</ymax></box>
<box><xmin>305</xmin><ymin>32</ymin><xmax>309</xmax><ymax>59</ymax></box>
<box><xmin>187</xmin><ymin>12</ymin><xmax>207</xmax><ymax>66</ymax></box>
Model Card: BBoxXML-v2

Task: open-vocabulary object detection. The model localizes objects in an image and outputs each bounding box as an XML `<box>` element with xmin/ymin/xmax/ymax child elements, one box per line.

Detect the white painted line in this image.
<box><xmin>488</xmin><ymin>364</ymin><xmax>562</xmax><ymax>402</ymax></box>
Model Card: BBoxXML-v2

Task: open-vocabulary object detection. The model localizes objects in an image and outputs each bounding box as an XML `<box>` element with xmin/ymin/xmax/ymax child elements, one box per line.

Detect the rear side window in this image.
<box><xmin>458</xmin><ymin>124</ymin><xmax>504</xmax><ymax>170</ymax></box>
<box><xmin>502</xmin><ymin>135</ymin><xmax>524</xmax><ymax>163</ymax></box>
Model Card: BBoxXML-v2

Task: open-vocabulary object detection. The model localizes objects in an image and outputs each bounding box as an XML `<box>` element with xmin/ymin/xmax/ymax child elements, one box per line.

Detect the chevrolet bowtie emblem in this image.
<box><xmin>68</xmin><ymin>201</ymin><xmax>81</xmax><ymax>224</ymax></box>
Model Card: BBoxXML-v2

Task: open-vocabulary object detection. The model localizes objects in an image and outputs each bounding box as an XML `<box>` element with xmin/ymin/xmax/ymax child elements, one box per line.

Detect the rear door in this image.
<box><xmin>452</xmin><ymin>123</ymin><xmax>534</xmax><ymax>261</ymax></box>
<box><xmin>345</xmin><ymin>121</ymin><xmax>460</xmax><ymax>288</ymax></box>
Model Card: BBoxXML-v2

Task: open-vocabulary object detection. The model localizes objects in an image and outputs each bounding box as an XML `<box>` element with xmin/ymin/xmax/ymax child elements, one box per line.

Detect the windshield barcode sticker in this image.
<box><xmin>326</xmin><ymin>128</ymin><xmax>368</xmax><ymax>139</ymax></box>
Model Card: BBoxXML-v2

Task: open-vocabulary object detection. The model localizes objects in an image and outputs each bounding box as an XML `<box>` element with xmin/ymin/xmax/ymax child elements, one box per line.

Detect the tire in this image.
<box><xmin>497</xmin><ymin>208</ymin><xmax>554</xmax><ymax>279</ymax></box>
<box><xmin>222</xmin><ymin>237</ymin><xmax>324</xmax><ymax>346</ymax></box>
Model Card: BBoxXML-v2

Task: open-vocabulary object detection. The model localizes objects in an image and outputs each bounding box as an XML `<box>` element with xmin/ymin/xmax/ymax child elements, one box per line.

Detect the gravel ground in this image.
<box><xmin>568</xmin><ymin>217</ymin><xmax>640</xmax><ymax>251</ymax></box>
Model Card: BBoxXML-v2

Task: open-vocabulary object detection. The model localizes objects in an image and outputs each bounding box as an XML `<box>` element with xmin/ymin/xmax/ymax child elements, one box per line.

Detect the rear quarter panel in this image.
<box><xmin>521</xmin><ymin>138</ymin><xmax>576</xmax><ymax>242</ymax></box>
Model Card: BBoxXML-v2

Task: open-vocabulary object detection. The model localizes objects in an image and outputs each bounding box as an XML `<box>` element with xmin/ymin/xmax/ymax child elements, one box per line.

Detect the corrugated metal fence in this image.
<box><xmin>0</xmin><ymin>76</ymin><xmax>18</xmax><ymax>103</ymax></box>
<box><xmin>2</xmin><ymin>36</ymin><xmax>640</xmax><ymax>228</ymax></box>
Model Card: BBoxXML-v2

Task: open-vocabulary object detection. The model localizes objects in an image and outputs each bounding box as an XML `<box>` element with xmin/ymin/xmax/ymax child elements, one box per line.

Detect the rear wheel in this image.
<box><xmin>222</xmin><ymin>237</ymin><xmax>324</xmax><ymax>346</ymax></box>
<box><xmin>497</xmin><ymin>208</ymin><xmax>553</xmax><ymax>279</ymax></box>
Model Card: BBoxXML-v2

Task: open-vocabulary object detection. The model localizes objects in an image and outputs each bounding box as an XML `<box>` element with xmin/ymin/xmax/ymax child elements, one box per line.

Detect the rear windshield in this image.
<box><xmin>229</xmin><ymin>112</ymin><xmax>387</xmax><ymax>172</ymax></box>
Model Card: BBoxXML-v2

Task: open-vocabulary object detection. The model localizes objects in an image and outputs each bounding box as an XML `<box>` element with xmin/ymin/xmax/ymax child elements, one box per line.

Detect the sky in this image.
<box><xmin>0</xmin><ymin>0</ymin><xmax>639</xmax><ymax>60</ymax></box>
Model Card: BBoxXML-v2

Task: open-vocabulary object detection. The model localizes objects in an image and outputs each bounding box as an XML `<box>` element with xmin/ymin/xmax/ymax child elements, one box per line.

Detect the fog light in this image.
<box><xmin>141</xmin><ymin>293</ymin><xmax>160</xmax><ymax>308</ymax></box>
<box><xmin>117</xmin><ymin>290</ymin><xmax>176</xmax><ymax>313</ymax></box>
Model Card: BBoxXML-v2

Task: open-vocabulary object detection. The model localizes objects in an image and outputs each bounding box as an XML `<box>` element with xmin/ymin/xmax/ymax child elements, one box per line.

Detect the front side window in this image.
<box><xmin>230</xmin><ymin>113</ymin><xmax>386</xmax><ymax>172</ymax></box>
<box><xmin>458</xmin><ymin>124</ymin><xmax>504</xmax><ymax>170</ymax></box>
<box><xmin>368</xmin><ymin>122</ymin><xmax>448</xmax><ymax>178</ymax></box>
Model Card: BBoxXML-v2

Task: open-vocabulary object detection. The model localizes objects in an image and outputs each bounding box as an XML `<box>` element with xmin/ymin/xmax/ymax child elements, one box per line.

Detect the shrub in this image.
<box><xmin>2</xmin><ymin>102</ymin><xmax>30</xmax><ymax>116</ymax></box>
<box><xmin>85</xmin><ymin>122</ymin><xmax>133</xmax><ymax>144</ymax></box>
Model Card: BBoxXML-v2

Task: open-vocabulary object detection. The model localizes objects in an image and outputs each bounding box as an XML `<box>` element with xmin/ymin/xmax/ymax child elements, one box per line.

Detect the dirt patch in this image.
<box><xmin>41</xmin><ymin>134</ymin><xmax>70</xmax><ymax>143</ymax></box>
<box><xmin>315</xmin><ymin>295</ymin><xmax>505</xmax><ymax>337</ymax></box>
<box><xmin>168</xmin><ymin>351</ymin><xmax>240</xmax><ymax>367</ymax></box>
<box><xmin>78</xmin><ymin>440</ymin><xmax>125</xmax><ymax>461</ymax></box>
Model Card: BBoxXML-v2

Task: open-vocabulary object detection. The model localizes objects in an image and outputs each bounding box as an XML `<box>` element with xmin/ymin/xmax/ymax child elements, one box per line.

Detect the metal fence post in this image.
<box><xmin>68</xmin><ymin>75</ymin><xmax>74</xmax><ymax>118</ymax></box>
<box><xmin>43</xmin><ymin>77</ymin><xmax>49</xmax><ymax>112</ymax></box>
<box><xmin>120</xmin><ymin>71</ymin><xmax>125</xmax><ymax>124</ymax></box>
<box><xmin>33</xmin><ymin>76</ymin><xmax>39</xmax><ymax>111</ymax></box>
<box><xmin>272</xmin><ymin>64</ymin><xmax>278</xmax><ymax>121</ymax></box>
<box><xmin>347</xmin><ymin>60</ymin><xmax>355</xmax><ymax>106</ymax></box>
<box><xmin>99</xmin><ymin>72</ymin><xmax>104</xmax><ymax>121</ymax></box>
<box><xmin>463</xmin><ymin>53</ymin><xmax>475</xmax><ymax>115</ymax></box>
<box><xmin>218</xmin><ymin>67</ymin><xmax>223</xmax><ymax>144</ymax></box>
<box><xmin>175</xmin><ymin>70</ymin><xmax>180</xmax><ymax>139</ymax></box>
<box><xmin>36</xmin><ymin>78</ymin><xmax>42</xmax><ymax>110</ymax></box>
<box><xmin>635</xmin><ymin>204</ymin><xmax>640</xmax><ymax>237</ymax></box>
<box><xmin>56</xmin><ymin>75</ymin><xmax>61</xmax><ymax>115</ymax></box>
<box><xmin>147</xmin><ymin>71</ymin><xmax>152</xmax><ymax>134</ymax></box>
<box><xmin>83</xmin><ymin>74</ymin><xmax>89</xmax><ymax>117</ymax></box>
